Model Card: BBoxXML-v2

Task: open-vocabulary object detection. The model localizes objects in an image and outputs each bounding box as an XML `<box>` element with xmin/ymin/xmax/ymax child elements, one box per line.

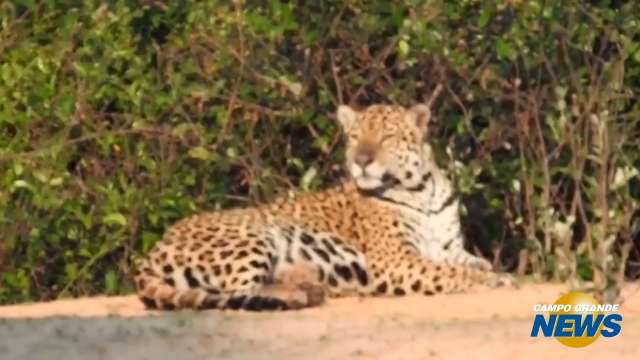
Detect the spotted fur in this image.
<box><xmin>134</xmin><ymin>104</ymin><xmax>511</xmax><ymax>311</ymax></box>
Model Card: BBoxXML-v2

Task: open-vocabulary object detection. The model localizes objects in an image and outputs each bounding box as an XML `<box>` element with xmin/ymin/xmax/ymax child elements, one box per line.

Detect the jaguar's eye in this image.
<box><xmin>380</xmin><ymin>134</ymin><xmax>394</xmax><ymax>143</ymax></box>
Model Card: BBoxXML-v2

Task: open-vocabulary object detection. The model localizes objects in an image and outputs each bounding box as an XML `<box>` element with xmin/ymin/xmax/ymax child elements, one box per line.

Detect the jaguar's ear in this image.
<box><xmin>337</xmin><ymin>105</ymin><xmax>357</xmax><ymax>130</ymax></box>
<box><xmin>406</xmin><ymin>104</ymin><xmax>431</xmax><ymax>131</ymax></box>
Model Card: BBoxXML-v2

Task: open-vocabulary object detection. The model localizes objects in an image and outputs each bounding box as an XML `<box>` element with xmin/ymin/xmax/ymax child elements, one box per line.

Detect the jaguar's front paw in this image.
<box><xmin>487</xmin><ymin>272</ymin><xmax>519</xmax><ymax>289</ymax></box>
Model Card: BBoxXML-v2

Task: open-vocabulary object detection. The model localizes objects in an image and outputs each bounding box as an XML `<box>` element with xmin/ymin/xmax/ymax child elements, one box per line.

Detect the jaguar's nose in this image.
<box><xmin>354</xmin><ymin>153</ymin><xmax>374</xmax><ymax>167</ymax></box>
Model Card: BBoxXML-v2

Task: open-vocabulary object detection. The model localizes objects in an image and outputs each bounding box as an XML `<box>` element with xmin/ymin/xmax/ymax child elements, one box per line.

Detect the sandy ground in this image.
<box><xmin>0</xmin><ymin>283</ymin><xmax>639</xmax><ymax>360</ymax></box>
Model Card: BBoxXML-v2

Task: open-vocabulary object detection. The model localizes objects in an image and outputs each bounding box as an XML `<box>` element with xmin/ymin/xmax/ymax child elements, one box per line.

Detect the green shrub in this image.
<box><xmin>0</xmin><ymin>0</ymin><xmax>638</xmax><ymax>303</ymax></box>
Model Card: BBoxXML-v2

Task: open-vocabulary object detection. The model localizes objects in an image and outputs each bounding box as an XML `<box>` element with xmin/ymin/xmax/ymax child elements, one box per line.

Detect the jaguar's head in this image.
<box><xmin>337</xmin><ymin>104</ymin><xmax>433</xmax><ymax>192</ymax></box>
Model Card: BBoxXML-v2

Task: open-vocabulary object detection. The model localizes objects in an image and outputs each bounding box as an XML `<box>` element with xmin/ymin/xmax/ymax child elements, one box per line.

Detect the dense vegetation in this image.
<box><xmin>1</xmin><ymin>0</ymin><xmax>638</xmax><ymax>303</ymax></box>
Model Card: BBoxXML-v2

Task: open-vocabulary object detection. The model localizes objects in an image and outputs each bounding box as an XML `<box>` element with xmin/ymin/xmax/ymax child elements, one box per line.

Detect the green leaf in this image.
<box><xmin>65</xmin><ymin>263</ymin><xmax>78</xmax><ymax>281</ymax></box>
<box><xmin>496</xmin><ymin>38</ymin><xmax>516</xmax><ymax>60</ymax></box>
<box><xmin>103</xmin><ymin>213</ymin><xmax>127</xmax><ymax>227</ymax></box>
<box><xmin>11</xmin><ymin>180</ymin><xmax>33</xmax><ymax>192</ymax></box>
<box><xmin>49</xmin><ymin>177</ymin><xmax>64</xmax><ymax>186</ymax></box>
<box><xmin>142</xmin><ymin>231</ymin><xmax>161</xmax><ymax>252</ymax></box>
<box><xmin>105</xmin><ymin>271</ymin><xmax>118</xmax><ymax>294</ymax></box>
<box><xmin>478</xmin><ymin>8</ymin><xmax>491</xmax><ymax>28</ymax></box>
<box><xmin>13</xmin><ymin>163</ymin><xmax>24</xmax><ymax>176</ymax></box>
<box><xmin>188</xmin><ymin>146</ymin><xmax>212</xmax><ymax>161</ymax></box>
<box><xmin>300</xmin><ymin>166</ymin><xmax>317</xmax><ymax>191</ymax></box>
<box><xmin>398</xmin><ymin>39</ymin><xmax>410</xmax><ymax>57</ymax></box>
